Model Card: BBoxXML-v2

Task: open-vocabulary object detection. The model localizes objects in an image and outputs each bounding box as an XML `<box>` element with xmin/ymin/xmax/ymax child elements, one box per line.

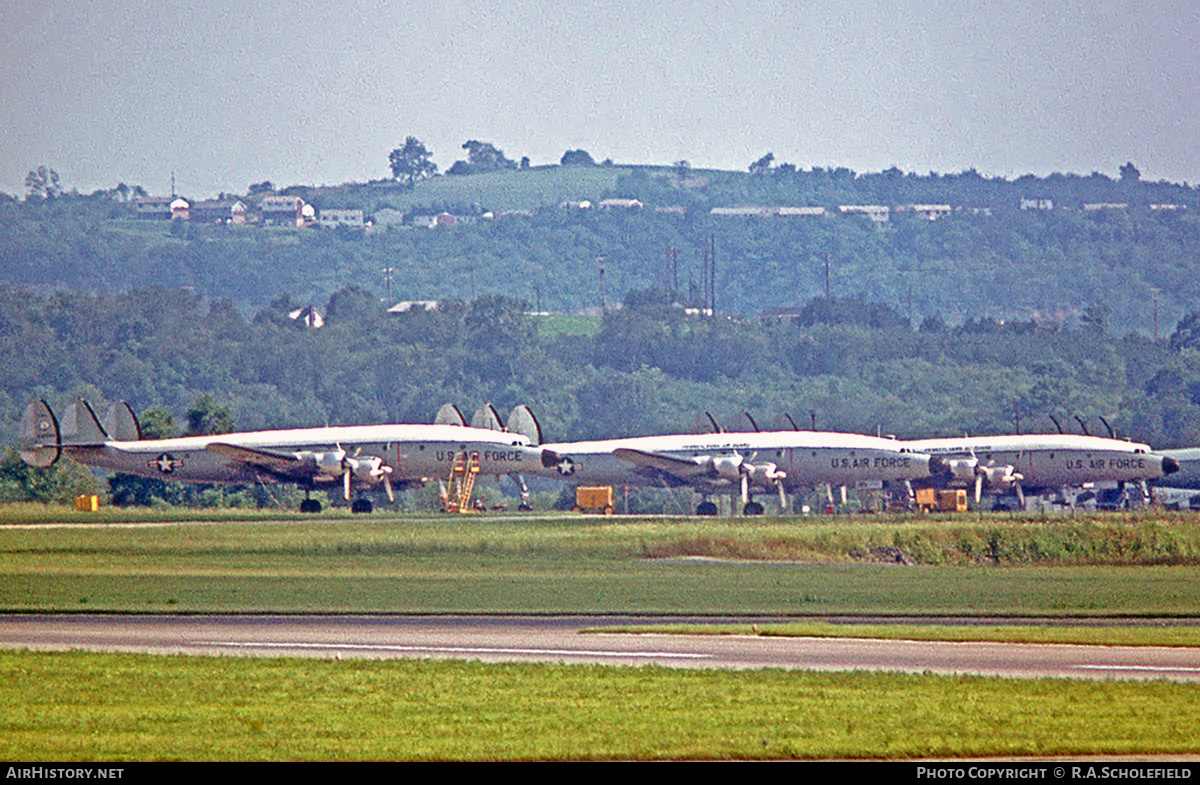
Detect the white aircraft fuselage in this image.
<box><xmin>536</xmin><ymin>430</ymin><xmax>940</xmax><ymax>494</ymax></box>
<box><xmin>59</xmin><ymin>424</ymin><xmax>544</xmax><ymax>486</ymax></box>
<box><xmin>902</xmin><ymin>434</ymin><xmax>1176</xmax><ymax>491</ymax></box>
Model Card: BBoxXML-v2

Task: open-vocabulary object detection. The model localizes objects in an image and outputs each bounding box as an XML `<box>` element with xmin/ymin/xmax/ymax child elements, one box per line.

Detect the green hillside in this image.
<box><xmin>308</xmin><ymin>164</ymin><xmax>635</xmax><ymax>213</ymax></box>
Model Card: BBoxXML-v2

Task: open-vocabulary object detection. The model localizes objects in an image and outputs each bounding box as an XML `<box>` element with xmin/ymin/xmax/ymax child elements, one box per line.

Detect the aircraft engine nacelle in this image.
<box><xmin>743</xmin><ymin>462</ymin><xmax>786</xmax><ymax>486</ymax></box>
<box><xmin>946</xmin><ymin>457</ymin><xmax>979</xmax><ymax>482</ymax></box>
<box><xmin>347</xmin><ymin>454</ymin><xmax>391</xmax><ymax>481</ymax></box>
<box><xmin>981</xmin><ymin>465</ymin><xmax>1021</xmax><ymax>488</ymax></box>
<box><xmin>708</xmin><ymin>455</ymin><xmax>744</xmax><ymax>481</ymax></box>
<box><xmin>313</xmin><ymin>449</ymin><xmax>347</xmax><ymax>477</ymax></box>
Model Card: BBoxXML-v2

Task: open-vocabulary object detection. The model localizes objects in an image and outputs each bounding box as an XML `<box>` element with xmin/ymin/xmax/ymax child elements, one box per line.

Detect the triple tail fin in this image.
<box><xmin>61</xmin><ymin>399</ymin><xmax>109</xmax><ymax>445</ymax></box>
<box><xmin>434</xmin><ymin>403</ymin><xmax>467</xmax><ymax>427</ymax></box>
<box><xmin>19</xmin><ymin>399</ymin><xmax>61</xmax><ymax>467</ymax></box>
<box><xmin>506</xmin><ymin>405</ymin><xmax>543</xmax><ymax>446</ymax></box>
<box><xmin>104</xmin><ymin>401</ymin><xmax>141</xmax><ymax>442</ymax></box>
<box><xmin>471</xmin><ymin>403</ymin><xmax>504</xmax><ymax>431</ymax></box>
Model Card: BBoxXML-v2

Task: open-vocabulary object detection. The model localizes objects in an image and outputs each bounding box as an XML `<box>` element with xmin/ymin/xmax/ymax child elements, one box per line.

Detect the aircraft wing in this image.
<box><xmin>612</xmin><ymin>448</ymin><xmax>710</xmax><ymax>481</ymax></box>
<box><xmin>206</xmin><ymin>442</ymin><xmax>317</xmax><ymax>481</ymax></box>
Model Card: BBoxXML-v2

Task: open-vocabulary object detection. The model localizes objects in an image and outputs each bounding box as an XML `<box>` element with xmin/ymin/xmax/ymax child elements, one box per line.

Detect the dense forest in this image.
<box><xmin>4</xmin><ymin>283</ymin><xmax>1200</xmax><ymax>498</ymax></box>
<box><xmin>4</xmin><ymin>161</ymin><xmax>1200</xmax><ymax>505</ymax></box>
<box><xmin>2</xmin><ymin>162</ymin><xmax>1199</xmax><ymax>334</ymax></box>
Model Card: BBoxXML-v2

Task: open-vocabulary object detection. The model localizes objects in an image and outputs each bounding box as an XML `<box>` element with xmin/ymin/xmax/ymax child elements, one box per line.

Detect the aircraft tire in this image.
<box><xmin>743</xmin><ymin>501</ymin><xmax>764</xmax><ymax>516</ymax></box>
<box><xmin>350</xmin><ymin>498</ymin><xmax>373</xmax><ymax>514</ymax></box>
<box><xmin>696</xmin><ymin>501</ymin><xmax>718</xmax><ymax>516</ymax></box>
<box><xmin>299</xmin><ymin>499</ymin><xmax>322</xmax><ymax>514</ymax></box>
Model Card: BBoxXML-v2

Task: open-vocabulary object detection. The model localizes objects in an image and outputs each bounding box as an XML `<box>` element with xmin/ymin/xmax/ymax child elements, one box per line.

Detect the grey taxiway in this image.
<box><xmin>2</xmin><ymin>614</ymin><xmax>1199</xmax><ymax>681</ymax></box>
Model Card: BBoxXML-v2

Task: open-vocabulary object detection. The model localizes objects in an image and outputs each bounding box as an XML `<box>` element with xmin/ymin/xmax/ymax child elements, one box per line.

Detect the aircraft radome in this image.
<box><xmin>902</xmin><ymin>433</ymin><xmax>1180</xmax><ymax>508</ymax></box>
<box><xmin>533</xmin><ymin>429</ymin><xmax>948</xmax><ymax>515</ymax></box>
<box><xmin>19</xmin><ymin>398</ymin><xmax>553</xmax><ymax>513</ymax></box>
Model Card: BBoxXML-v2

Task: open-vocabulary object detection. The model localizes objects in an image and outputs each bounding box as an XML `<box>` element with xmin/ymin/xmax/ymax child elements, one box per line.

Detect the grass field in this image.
<box><xmin>3</xmin><ymin>650</ymin><xmax>1199</xmax><ymax>761</ymax></box>
<box><xmin>4</xmin><ymin>507</ymin><xmax>1200</xmax><ymax>615</ymax></box>
<box><xmin>4</xmin><ymin>505</ymin><xmax>1200</xmax><ymax>760</ymax></box>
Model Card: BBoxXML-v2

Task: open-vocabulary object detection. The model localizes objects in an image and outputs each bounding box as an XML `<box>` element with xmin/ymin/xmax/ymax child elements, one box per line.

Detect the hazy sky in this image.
<box><xmin>4</xmin><ymin>0</ymin><xmax>1198</xmax><ymax>198</ymax></box>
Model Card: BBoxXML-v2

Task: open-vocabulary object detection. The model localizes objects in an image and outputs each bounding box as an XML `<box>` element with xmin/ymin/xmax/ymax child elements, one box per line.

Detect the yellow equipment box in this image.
<box><xmin>574</xmin><ymin>486</ymin><xmax>615</xmax><ymax>514</ymax></box>
<box><xmin>916</xmin><ymin>488</ymin><xmax>967</xmax><ymax>512</ymax></box>
<box><xmin>74</xmin><ymin>495</ymin><xmax>99</xmax><ymax>512</ymax></box>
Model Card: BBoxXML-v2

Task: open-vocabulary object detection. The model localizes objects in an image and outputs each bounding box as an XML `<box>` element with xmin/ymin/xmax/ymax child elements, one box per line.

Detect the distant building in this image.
<box><xmin>133</xmin><ymin>197</ymin><xmax>174</xmax><ymax>219</ymax></box>
<box><xmin>288</xmin><ymin>305</ymin><xmax>324</xmax><ymax>329</ymax></box>
<box><xmin>1020</xmin><ymin>198</ymin><xmax>1053</xmax><ymax>210</ymax></box>
<box><xmin>1083</xmin><ymin>203</ymin><xmax>1129</xmax><ymax>211</ymax></box>
<box><xmin>711</xmin><ymin>206</ymin><xmax>773</xmax><ymax>217</ymax></box>
<box><xmin>902</xmin><ymin>204</ymin><xmax>952</xmax><ymax>220</ymax></box>
<box><xmin>190</xmin><ymin>200</ymin><xmax>247</xmax><ymax>224</ymax></box>
<box><xmin>319</xmin><ymin>208</ymin><xmax>364</xmax><ymax>228</ymax></box>
<box><xmin>169</xmin><ymin>198</ymin><xmax>190</xmax><ymax>220</ymax></box>
<box><xmin>388</xmin><ymin>300</ymin><xmax>439</xmax><ymax>314</ymax></box>
<box><xmin>370</xmin><ymin>208</ymin><xmax>405</xmax><ymax>229</ymax></box>
<box><xmin>599</xmin><ymin>198</ymin><xmax>642</xmax><ymax>210</ymax></box>
<box><xmin>711</xmin><ymin>206</ymin><xmax>825</xmax><ymax>217</ymax></box>
<box><xmin>838</xmin><ymin>205</ymin><xmax>890</xmax><ymax>223</ymax></box>
<box><xmin>260</xmin><ymin>195</ymin><xmax>306</xmax><ymax>227</ymax></box>
<box><xmin>1150</xmin><ymin>204</ymin><xmax>1188</xmax><ymax>211</ymax></box>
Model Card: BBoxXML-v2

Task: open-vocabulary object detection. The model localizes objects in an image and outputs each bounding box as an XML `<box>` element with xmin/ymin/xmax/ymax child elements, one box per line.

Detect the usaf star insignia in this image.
<box><xmin>151</xmin><ymin>453</ymin><xmax>184</xmax><ymax>474</ymax></box>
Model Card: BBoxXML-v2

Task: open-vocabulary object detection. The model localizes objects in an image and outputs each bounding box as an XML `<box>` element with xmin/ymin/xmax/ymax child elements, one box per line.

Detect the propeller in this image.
<box><xmin>949</xmin><ymin>449</ymin><xmax>1022</xmax><ymax>505</ymax></box>
<box><xmin>314</xmin><ymin>446</ymin><xmax>394</xmax><ymax>502</ymax></box>
<box><xmin>703</xmin><ymin>451</ymin><xmax>788</xmax><ymax>507</ymax></box>
<box><xmin>742</xmin><ymin>458</ymin><xmax>787</xmax><ymax>508</ymax></box>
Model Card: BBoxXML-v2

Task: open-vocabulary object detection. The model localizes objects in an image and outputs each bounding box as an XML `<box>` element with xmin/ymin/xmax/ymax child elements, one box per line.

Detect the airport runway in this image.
<box><xmin>3</xmin><ymin>614</ymin><xmax>1200</xmax><ymax>681</ymax></box>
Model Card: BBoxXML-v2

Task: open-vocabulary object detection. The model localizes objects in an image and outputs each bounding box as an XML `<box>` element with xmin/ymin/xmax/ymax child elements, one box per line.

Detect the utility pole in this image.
<box><xmin>825</xmin><ymin>253</ymin><xmax>831</xmax><ymax>301</ymax></box>
<box><xmin>1152</xmin><ymin>288</ymin><xmax>1161</xmax><ymax>341</ymax></box>
<box><xmin>381</xmin><ymin>267</ymin><xmax>395</xmax><ymax>303</ymax></box>
<box><xmin>708</xmin><ymin>233</ymin><xmax>716</xmax><ymax>315</ymax></box>
<box><xmin>597</xmin><ymin>256</ymin><xmax>607</xmax><ymax>315</ymax></box>
<box><xmin>672</xmin><ymin>247</ymin><xmax>679</xmax><ymax>294</ymax></box>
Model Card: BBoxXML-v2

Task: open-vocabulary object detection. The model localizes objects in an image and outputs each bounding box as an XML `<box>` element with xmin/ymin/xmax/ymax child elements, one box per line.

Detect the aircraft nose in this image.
<box><xmin>1162</xmin><ymin>456</ymin><xmax>1181</xmax><ymax>475</ymax></box>
<box><xmin>927</xmin><ymin>455</ymin><xmax>951</xmax><ymax>477</ymax></box>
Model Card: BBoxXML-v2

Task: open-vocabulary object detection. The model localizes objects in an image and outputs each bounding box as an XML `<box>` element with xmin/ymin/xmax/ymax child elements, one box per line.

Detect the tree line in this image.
<box><xmin>5</xmin><ymin>283</ymin><xmax>1200</xmax><ymax>505</ymax></box>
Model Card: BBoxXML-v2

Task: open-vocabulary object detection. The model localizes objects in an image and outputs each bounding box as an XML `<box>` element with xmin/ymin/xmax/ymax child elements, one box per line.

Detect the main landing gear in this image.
<box><xmin>299</xmin><ymin>490</ymin><xmax>372</xmax><ymax>514</ymax></box>
<box><xmin>695</xmin><ymin>498</ymin><xmax>766</xmax><ymax>516</ymax></box>
<box><xmin>299</xmin><ymin>490</ymin><xmax>322</xmax><ymax>514</ymax></box>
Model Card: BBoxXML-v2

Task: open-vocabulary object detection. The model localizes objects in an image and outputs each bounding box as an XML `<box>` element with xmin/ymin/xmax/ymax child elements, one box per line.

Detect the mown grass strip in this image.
<box><xmin>2</xmin><ymin>650</ymin><xmax>1198</xmax><ymax>761</ymax></box>
<box><xmin>596</xmin><ymin>622</ymin><xmax>1200</xmax><ymax>648</ymax></box>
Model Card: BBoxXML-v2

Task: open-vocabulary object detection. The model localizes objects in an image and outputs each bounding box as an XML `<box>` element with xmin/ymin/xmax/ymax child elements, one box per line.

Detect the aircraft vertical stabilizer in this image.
<box><xmin>104</xmin><ymin>401</ymin><xmax>142</xmax><ymax>442</ymax></box>
<box><xmin>19</xmin><ymin>399</ymin><xmax>60</xmax><ymax>467</ymax></box>
<box><xmin>434</xmin><ymin>403</ymin><xmax>467</xmax><ymax>427</ymax></box>
<box><xmin>471</xmin><ymin>403</ymin><xmax>504</xmax><ymax>431</ymax></box>
<box><xmin>60</xmin><ymin>399</ymin><xmax>109</xmax><ymax>445</ymax></box>
<box><xmin>507</xmin><ymin>405</ymin><xmax>543</xmax><ymax>446</ymax></box>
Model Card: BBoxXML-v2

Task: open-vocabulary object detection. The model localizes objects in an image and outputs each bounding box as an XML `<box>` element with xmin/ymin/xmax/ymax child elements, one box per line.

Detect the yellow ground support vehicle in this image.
<box><xmin>915</xmin><ymin>488</ymin><xmax>968</xmax><ymax>513</ymax></box>
<box><xmin>573</xmin><ymin>486</ymin><xmax>615</xmax><ymax>514</ymax></box>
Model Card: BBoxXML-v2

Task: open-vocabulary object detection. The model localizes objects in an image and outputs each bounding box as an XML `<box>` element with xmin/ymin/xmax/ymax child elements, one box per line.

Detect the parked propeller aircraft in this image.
<box><xmin>529</xmin><ymin>429</ymin><xmax>949</xmax><ymax>515</ymax></box>
<box><xmin>901</xmin><ymin>433</ymin><xmax>1180</xmax><ymax>508</ymax></box>
<box><xmin>19</xmin><ymin>399</ymin><xmax>553</xmax><ymax>513</ymax></box>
